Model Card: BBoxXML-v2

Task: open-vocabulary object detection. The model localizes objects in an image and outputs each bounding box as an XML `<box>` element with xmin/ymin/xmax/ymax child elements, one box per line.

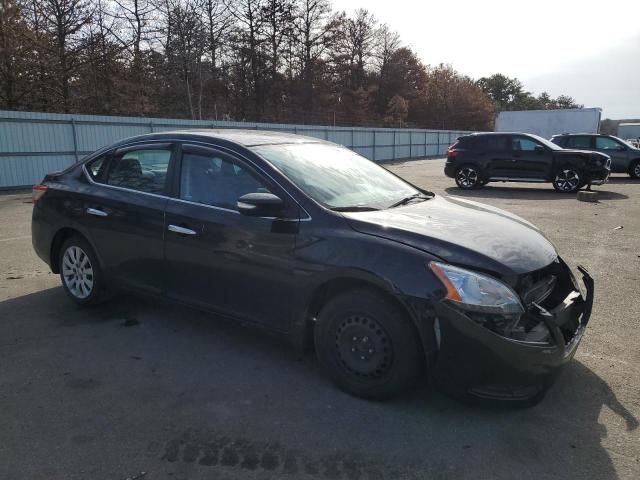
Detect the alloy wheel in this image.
<box><xmin>634</xmin><ymin>163</ymin><xmax>640</xmax><ymax>178</ymax></box>
<box><xmin>456</xmin><ymin>167</ymin><xmax>479</xmax><ymax>188</ymax></box>
<box><xmin>62</xmin><ymin>246</ymin><xmax>94</xmax><ymax>299</ymax></box>
<box><xmin>554</xmin><ymin>169</ymin><xmax>580</xmax><ymax>192</ymax></box>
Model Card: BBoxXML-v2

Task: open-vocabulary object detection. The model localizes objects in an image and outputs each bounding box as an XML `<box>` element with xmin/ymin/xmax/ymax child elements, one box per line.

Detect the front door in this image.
<box><xmin>163</xmin><ymin>144</ymin><xmax>300</xmax><ymax>331</ymax></box>
<box><xmin>82</xmin><ymin>143</ymin><xmax>173</xmax><ymax>294</ymax></box>
<box><xmin>595</xmin><ymin>136</ymin><xmax>628</xmax><ymax>172</ymax></box>
<box><xmin>510</xmin><ymin>136</ymin><xmax>553</xmax><ymax>179</ymax></box>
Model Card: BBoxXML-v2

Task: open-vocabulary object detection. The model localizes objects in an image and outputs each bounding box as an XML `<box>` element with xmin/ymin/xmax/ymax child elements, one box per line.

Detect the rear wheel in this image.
<box><xmin>630</xmin><ymin>160</ymin><xmax>640</xmax><ymax>179</ymax></box>
<box><xmin>455</xmin><ymin>164</ymin><xmax>482</xmax><ymax>189</ymax></box>
<box><xmin>314</xmin><ymin>288</ymin><xmax>424</xmax><ymax>400</ymax></box>
<box><xmin>59</xmin><ymin>236</ymin><xmax>108</xmax><ymax>306</ymax></box>
<box><xmin>552</xmin><ymin>168</ymin><xmax>582</xmax><ymax>193</ymax></box>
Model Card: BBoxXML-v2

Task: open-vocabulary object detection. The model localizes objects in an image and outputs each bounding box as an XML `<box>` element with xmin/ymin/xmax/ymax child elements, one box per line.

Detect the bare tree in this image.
<box><xmin>163</xmin><ymin>0</ymin><xmax>207</xmax><ymax>119</ymax></box>
<box><xmin>35</xmin><ymin>0</ymin><xmax>93</xmax><ymax>111</ymax></box>
<box><xmin>0</xmin><ymin>0</ymin><xmax>35</xmax><ymax>109</ymax></box>
<box><xmin>107</xmin><ymin>0</ymin><xmax>157</xmax><ymax>113</ymax></box>
<box><xmin>374</xmin><ymin>23</ymin><xmax>400</xmax><ymax>79</ymax></box>
<box><xmin>293</xmin><ymin>0</ymin><xmax>333</xmax><ymax>114</ymax></box>
<box><xmin>338</xmin><ymin>8</ymin><xmax>377</xmax><ymax>90</ymax></box>
<box><xmin>226</xmin><ymin>0</ymin><xmax>266</xmax><ymax>119</ymax></box>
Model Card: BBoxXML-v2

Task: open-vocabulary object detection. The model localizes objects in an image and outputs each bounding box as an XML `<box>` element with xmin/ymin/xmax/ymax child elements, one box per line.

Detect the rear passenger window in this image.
<box><xmin>566</xmin><ymin>136</ymin><xmax>592</xmax><ymax>149</ymax></box>
<box><xmin>180</xmin><ymin>150</ymin><xmax>270</xmax><ymax>210</ymax></box>
<box><xmin>106</xmin><ymin>149</ymin><xmax>171</xmax><ymax>194</ymax></box>
<box><xmin>483</xmin><ymin>136</ymin><xmax>509</xmax><ymax>152</ymax></box>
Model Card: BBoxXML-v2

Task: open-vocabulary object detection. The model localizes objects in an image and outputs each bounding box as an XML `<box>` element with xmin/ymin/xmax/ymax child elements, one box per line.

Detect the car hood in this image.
<box><xmin>342</xmin><ymin>195</ymin><xmax>558</xmax><ymax>277</ymax></box>
<box><xmin>558</xmin><ymin>149</ymin><xmax>610</xmax><ymax>160</ymax></box>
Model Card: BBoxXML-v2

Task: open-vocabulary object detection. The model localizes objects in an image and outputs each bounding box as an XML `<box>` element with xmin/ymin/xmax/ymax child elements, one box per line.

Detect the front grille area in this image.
<box><xmin>515</xmin><ymin>258</ymin><xmax>582</xmax><ymax>345</ymax></box>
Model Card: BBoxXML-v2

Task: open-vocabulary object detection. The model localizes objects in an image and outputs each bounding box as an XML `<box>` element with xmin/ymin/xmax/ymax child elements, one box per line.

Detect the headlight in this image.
<box><xmin>429</xmin><ymin>262</ymin><xmax>552</xmax><ymax>345</ymax></box>
<box><xmin>429</xmin><ymin>261</ymin><xmax>524</xmax><ymax>314</ymax></box>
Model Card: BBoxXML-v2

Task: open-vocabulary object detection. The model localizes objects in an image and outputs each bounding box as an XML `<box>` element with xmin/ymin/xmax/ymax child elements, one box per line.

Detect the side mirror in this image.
<box><xmin>237</xmin><ymin>192</ymin><xmax>284</xmax><ymax>217</ymax></box>
<box><xmin>534</xmin><ymin>145</ymin><xmax>545</xmax><ymax>153</ymax></box>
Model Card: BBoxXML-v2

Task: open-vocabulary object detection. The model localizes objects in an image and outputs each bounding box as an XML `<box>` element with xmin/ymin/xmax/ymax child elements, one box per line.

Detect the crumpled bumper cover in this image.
<box><xmin>431</xmin><ymin>266</ymin><xmax>594</xmax><ymax>402</ymax></box>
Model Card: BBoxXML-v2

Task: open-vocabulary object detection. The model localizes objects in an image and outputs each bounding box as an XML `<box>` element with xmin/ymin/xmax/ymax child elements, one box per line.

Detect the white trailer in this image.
<box><xmin>495</xmin><ymin>108</ymin><xmax>602</xmax><ymax>139</ymax></box>
<box><xmin>618</xmin><ymin>123</ymin><xmax>640</xmax><ymax>140</ymax></box>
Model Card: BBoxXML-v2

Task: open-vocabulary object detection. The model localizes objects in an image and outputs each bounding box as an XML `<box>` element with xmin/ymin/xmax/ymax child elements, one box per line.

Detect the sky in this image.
<box><xmin>337</xmin><ymin>0</ymin><xmax>640</xmax><ymax>119</ymax></box>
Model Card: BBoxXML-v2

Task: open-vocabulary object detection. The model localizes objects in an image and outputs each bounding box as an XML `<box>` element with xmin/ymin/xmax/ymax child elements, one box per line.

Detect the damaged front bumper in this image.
<box><xmin>430</xmin><ymin>265</ymin><xmax>594</xmax><ymax>403</ymax></box>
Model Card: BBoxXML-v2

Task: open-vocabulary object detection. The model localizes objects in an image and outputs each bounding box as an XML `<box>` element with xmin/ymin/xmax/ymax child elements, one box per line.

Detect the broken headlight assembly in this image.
<box><xmin>429</xmin><ymin>261</ymin><xmax>552</xmax><ymax>345</ymax></box>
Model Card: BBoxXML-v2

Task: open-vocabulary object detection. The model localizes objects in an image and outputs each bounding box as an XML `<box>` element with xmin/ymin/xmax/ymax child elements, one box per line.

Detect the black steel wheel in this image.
<box><xmin>552</xmin><ymin>168</ymin><xmax>582</xmax><ymax>193</ymax></box>
<box><xmin>314</xmin><ymin>288</ymin><xmax>424</xmax><ymax>400</ymax></box>
<box><xmin>455</xmin><ymin>165</ymin><xmax>482</xmax><ymax>189</ymax></box>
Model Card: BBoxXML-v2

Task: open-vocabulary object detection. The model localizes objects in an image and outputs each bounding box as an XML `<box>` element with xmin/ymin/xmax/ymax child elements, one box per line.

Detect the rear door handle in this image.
<box><xmin>168</xmin><ymin>224</ymin><xmax>197</xmax><ymax>235</ymax></box>
<box><xmin>87</xmin><ymin>207</ymin><xmax>108</xmax><ymax>217</ymax></box>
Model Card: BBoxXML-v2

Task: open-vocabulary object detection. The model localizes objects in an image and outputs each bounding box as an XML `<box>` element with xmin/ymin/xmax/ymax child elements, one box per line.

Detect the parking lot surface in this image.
<box><xmin>1</xmin><ymin>158</ymin><xmax>639</xmax><ymax>480</ymax></box>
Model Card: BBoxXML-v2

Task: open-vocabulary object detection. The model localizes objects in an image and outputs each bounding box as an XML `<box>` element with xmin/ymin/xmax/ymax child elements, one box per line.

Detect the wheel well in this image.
<box><xmin>303</xmin><ymin>278</ymin><xmax>427</xmax><ymax>360</ymax></box>
<box><xmin>49</xmin><ymin>228</ymin><xmax>85</xmax><ymax>273</ymax></box>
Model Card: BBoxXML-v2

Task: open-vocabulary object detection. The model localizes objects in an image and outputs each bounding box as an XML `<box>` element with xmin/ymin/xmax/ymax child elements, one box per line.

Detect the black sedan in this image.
<box><xmin>31</xmin><ymin>130</ymin><xmax>594</xmax><ymax>405</ymax></box>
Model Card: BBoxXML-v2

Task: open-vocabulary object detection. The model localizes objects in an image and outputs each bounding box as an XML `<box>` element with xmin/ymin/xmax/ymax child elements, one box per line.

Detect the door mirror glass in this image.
<box><xmin>534</xmin><ymin>145</ymin><xmax>545</xmax><ymax>153</ymax></box>
<box><xmin>237</xmin><ymin>192</ymin><xmax>284</xmax><ymax>217</ymax></box>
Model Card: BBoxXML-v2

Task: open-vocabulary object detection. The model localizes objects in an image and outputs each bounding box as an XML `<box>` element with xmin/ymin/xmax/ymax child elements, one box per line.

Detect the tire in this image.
<box><xmin>59</xmin><ymin>235</ymin><xmax>108</xmax><ymax>306</ymax></box>
<box><xmin>454</xmin><ymin>164</ymin><xmax>482</xmax><ymax>189</ymax></box>
<box><xmin>314</xmin><ymin>288</ymin><xmax>424</xmax><ymax>400</ymax></box>
<box><xmin>630</xmin><ymin>160</ymin><xmax>640</xmax><ymax>179</ymax></box>
<box><xmin>552</xmin><ymin>168</ymin><xmax>582</xmax><ymax>193</ymax></box>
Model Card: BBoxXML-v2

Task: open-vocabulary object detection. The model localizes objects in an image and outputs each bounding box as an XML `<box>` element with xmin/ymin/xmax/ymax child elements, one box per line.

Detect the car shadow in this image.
<box><xmin>0</xmin><ymin>288</ymin><xmax>636</xmax><ymax>479</ymax></box>
<box><xmin>444</xmin><ymin>185</ymin><xmax>629</xmax><ymax>201</ymax></box>
<box><xmin>606</xmin><ymin>176</ymin><xmax>640</xmax><ymax>185</ymax></box>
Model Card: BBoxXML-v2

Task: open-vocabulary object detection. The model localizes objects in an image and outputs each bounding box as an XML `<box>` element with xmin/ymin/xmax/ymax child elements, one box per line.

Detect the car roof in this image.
<box><xmin>115</xmin><ymin>129</ymin><xmax>328</xmax><ymax>148</ymax></box>
<box><xmin>463</xmin><ymin>132</ymin><xmax>535</xmax><ymax>137</ymax></box>
<box><xmin>552</xmin><ymin>133</ymin><xmax>603</xmax><ymax>137</ymax></box>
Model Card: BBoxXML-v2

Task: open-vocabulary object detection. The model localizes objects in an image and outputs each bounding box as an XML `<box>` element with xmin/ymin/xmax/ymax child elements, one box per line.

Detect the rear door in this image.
<box><xmin>510</xmin><ymin>136</ymin><xmax>554</xmax><ymax>179</ymax></box>
<box><xmin>82</xmin><ymin>143</ymin><xmax>174</xmax><ymax>294</ymax></box>
<box><xmin>483</xmin><ymin>135</ymin><xmax>515</xmax><ymax>178</ymax></box>
<box><xmin>163</xmin><ymin>143</ymin><xmax>300</xmax><ymax>331</ymax></box>
<box><xmin>564</xmin><ymin>135</ymin><xmax>594</xmax><ymax>150</ymax></box>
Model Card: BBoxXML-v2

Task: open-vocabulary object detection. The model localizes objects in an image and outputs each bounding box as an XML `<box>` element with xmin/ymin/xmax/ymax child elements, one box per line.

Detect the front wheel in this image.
<box><xmin>630</xmin><ymin>160</ymin><xmax>640</xmax><ymax>179</ymax></box>
<box><xmin>314</xmin><ymin>289</ymin><xmax>424</xmax><ymax>400</ymax></box>
<box><xmin>455</xmin><ymin>165</ymin><xmax>482</xmax><ymax>189</ymax></box>
<box><xmin>552</xmin><ymin>168</ymin><xmax>582</xmax><ymax>193</ymax></box>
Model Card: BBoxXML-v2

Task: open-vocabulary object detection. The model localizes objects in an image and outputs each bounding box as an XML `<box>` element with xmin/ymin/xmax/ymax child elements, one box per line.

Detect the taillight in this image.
<box><xmin>32</xmin><ymin>184</ymin><xmax>48</xmax><ymax>205</ymax></box>
<box><xmin>447</xmin><ymin>147</ymin><xmax>459</xmax><ymax>158</ymax></box>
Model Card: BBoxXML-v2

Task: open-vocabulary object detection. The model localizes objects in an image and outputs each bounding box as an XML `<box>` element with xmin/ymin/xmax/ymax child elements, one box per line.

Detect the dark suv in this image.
<box><xmin>551</xmin><ymin>133</ymin><xmax>640</xmax><ymax>179</ymax></box>
<box><xmin>445</xmin><ymin>133</ymin><xmax>611</xmax><ymax>192</ymax></box>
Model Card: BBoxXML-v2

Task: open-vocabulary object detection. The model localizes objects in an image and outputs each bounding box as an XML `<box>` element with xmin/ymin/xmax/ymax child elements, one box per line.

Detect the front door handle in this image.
<box><xmin>87</xmin><ymin>207</ymin><xmax>108</xmax><ymax>217</ymax></box>
<box><xmin>168</xmin><ymin>224</ymin><xmax>197</xmax><ymax>235</ymax></box>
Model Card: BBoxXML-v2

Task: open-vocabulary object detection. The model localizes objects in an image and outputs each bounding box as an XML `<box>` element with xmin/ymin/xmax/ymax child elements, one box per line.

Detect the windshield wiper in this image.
<box><xmin>331</xmin><ymin>205</ymin><xmax>380</xmax><ymax>212</ymax></box>
<box><xmin>388</xmin><ymin>193</ymin><xmax>432</xmax><ymax>209</ymax></box>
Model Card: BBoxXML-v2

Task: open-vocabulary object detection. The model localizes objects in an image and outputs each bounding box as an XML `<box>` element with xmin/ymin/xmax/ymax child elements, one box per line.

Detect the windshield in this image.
<box><xmin>530</xmin><ymin>134</ymin><xmax>562</xmax><ymax>150</ymax></box>
<box><xmin>252</xmin><ymin>143</ymin><xmax>420</xmax><ymax>210</ymax></box>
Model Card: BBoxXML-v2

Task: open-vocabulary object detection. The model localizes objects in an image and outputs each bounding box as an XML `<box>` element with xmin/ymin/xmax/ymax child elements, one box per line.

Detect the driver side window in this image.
<box><xmin>512</xmin><ymin>137</ymin><xmax>541</xmax><ymax>152</ymax></box>
<box><xmin>179</xmin><ymin>149</ymin><xmax>271</xmax><ymax>210</ymax></box>
<box><xmin>595</xmin><ymin>137</ymin><xmax>623</xmax><ymax>150</ymax></box>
